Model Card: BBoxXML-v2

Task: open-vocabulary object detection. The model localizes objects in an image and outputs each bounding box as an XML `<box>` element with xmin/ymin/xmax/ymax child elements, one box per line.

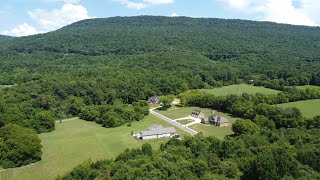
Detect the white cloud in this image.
<box><xmin>115</xmin><ymin>0</ymin><xmax>146</xmax><ymax>10</ymax></box>
<box><xmin>28</xmin><ymin>3</ymin><xmax>91</xmax><ymax>31</ymax></box>
<box><xmin>143</xmin><ymin>0</ymin><xmax>174</xmax><ymax>5</ymax></box>
<box><xmin>114</xmin><ymin>0</ymin><xmax>174</xmax><ymax>10</ymax></box>
<box><xmin>216</xmin><ymin>0</ymin><xmax>319</xmax><ymax>26</ymax></box>
<box><xmin>2</xmin><ymin>3</ymin><xmax>92</xmax><ymax>36</ymax></box>
<box><xmin>218</xmin><ymin>0</ymin><xmax>253</xmax><ymax>10</ymax></box>
<box><xmin>257</xmin><ymin>0</ymin><xmax>317</xmax><ymax>26</ymax></box>
<box><xmin>2</xmin><ymin>23</ymin><xmax>40</xmax><ymax>37</ymax></box>
<box><xmin>170</xmin><ymin>12</ymin><xmax>179</xmax><ymax>17</ymax></box>
<box><xmin>42</xmin><ymin>0</ymin><xmax>80</xmax><ymax>3</ymax></box>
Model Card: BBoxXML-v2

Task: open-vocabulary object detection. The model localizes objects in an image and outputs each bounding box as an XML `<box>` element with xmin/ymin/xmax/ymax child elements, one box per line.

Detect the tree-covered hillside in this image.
<box><xmin>0</xmin><ymin>35</ymin><xmax>12</xmax><ymax>42</ymax></box>
<box><xmin>2</xmin><ymin>16</ymin><xmax>320</xmax><ymax>88</ymax></box>
<box><xmin>2</xmin><ymin>16</ymin><xmax>320</xmax><ymax>58</ymax></box>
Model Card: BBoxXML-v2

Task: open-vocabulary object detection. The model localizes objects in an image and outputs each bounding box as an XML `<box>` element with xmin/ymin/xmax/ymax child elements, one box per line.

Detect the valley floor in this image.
<box><xmin>0</xmin><ymin>115</ymin><xmax>188</xmax><ymax>180</ymax></box>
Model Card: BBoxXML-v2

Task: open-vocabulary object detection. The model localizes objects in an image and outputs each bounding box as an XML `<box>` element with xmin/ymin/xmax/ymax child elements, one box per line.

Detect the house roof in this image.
<box><xmin>209</xmin><ymin>115</ymin><xmax>229</xmax><ymax>123</ymax></box>
<box><xmin>218</xmin><ymin>116</ymin><xmax>229</xmax><ymax>123</ymax></box>
<box><xmin>192</xmin><ymin>110</ymin><xmax>203</xmax><ymax>115</ymax></box>
<box><xmin>148</xmin><ymin>96</ymin><xmax>158</xmax><ymax>100</ymax></box>
<box><xmin>141</xmin><ymin>124</ymin><xmax>176</xmax><ymax>136</ymax></box>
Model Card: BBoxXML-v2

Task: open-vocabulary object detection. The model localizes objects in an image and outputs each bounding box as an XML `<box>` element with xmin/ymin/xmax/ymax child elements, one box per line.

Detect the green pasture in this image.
<box><xmin>276</xmin><ymin>99</ymin><xmax>320</xmax><ymax>118</ymax></box>
<box><xmin>198</xmin><ymin>84</ymin><xmax>280</xmax><ymax>96</ymax></box>
<box><xmin>0</xmin><ymin>115</ymin><xmax>187</xmax><ymax>180</ymax></box>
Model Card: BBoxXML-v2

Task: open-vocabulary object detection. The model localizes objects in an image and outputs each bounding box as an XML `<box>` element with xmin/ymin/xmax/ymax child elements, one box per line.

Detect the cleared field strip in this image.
<box><xmin>275</xmin><ymin>99</ymin><xmax>320</xmax><ymax>118</ymax></box>
<box><xmin>198</xmin><ymin>84</ymin><xmax>280</xmax><ymax>96</ymax></box>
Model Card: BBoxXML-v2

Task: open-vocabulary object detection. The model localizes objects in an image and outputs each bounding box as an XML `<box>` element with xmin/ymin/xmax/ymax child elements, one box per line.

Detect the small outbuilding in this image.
<box><xmin>191</xmin><ymin>110</ymin><xmax>205</xmax><ymax>119</ymax></box>
<box><xmin>148</xmin><ymin>96</ymin><xmax>160</xmax><ymax>104</ymax></box>
<box><xmin>133</xmin><ymin>124</ymin><xmax>177</xmax><ymax>140</ymax></box>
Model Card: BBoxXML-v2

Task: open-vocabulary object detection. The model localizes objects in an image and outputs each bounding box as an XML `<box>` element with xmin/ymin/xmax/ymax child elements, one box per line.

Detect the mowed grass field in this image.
<box><xmin>156</xmin><ymin>106</ymin><xmax>215</xmax><ymax>120</ymax></box>
<box><xmin>156</xmin><ymin>106</ymin><xmax>237</xmax><ymax>139</ymax></box>
<box><xmin>276</xmin><ymin>99</ymin><xmax>320</xmax><ymax>118</ymax></box>
<box><xmin>0</xmin><ymin>115</ymin><xmax>188</xmax><ymax>180</ymax></box>
<box><xmin>198</xmin><ymin>84</ymin><xmax>280</xmax><ymax>96</ymax></box>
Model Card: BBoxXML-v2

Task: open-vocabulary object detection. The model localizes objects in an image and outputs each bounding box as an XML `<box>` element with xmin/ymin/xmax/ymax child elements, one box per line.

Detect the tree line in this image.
<box><xmin>79</xmin><ymin>101</ymin><xmax>149</xmax><ymax>128</ymax></box>
<box><xmin>179</xmin><ymin>87</ymin><xmax>320</xmax><ymax>129</ymax></box>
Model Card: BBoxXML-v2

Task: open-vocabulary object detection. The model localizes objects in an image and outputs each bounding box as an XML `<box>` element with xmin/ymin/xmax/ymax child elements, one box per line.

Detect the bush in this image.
<box><xmin>0</xmin><ymin>124</ymin><xmax>42</xmax><ymax>168</ymax></box>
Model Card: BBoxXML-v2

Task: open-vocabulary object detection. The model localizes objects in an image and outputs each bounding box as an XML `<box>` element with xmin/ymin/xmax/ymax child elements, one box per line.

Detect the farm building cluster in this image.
<box><xmin>191</xmin><ymin>110</ymin><xmax>229</xmax><ymax>127</ymax></box>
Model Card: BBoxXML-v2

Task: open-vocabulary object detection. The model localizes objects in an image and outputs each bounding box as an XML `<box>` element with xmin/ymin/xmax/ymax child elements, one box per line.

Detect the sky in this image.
<box><xmin>1</xmin><ymin>0</ymin><xmax>320</xmax><ymax>37</ymax></box>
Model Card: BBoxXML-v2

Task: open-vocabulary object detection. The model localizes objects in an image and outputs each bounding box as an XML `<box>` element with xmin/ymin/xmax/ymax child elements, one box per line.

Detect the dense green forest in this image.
<box><xmin>1</xmin><ymin>16</ymin><xmax>320</xmax><ymax>172</ymax></box>
<box><xmin>0</xmin><ymin>35</ymin><xmax>12</xmax><ymax>42</ymax></box>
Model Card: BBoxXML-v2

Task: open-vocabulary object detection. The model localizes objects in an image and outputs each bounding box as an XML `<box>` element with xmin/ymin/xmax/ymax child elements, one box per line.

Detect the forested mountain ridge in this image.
<box><xmin>0</xmin><ymin>35</ymin><xmax>12</xmax><ymax>42</ymax></box>
<box><xmin>1</xmin><ymin>16</ymin><xmax>320</xmax><ymax>59</ymax></box>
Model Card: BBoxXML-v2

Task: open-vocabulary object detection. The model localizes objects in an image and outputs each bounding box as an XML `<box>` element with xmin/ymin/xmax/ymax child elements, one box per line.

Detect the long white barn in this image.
<box><xmin>135</xmin><ymin>124</ymin><xmax>177</xmax><ymax>140</ymax></box>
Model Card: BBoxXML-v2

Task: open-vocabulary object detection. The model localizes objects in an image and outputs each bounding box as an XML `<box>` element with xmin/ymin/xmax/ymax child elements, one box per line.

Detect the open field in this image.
<box><xmin>156</xmin><ymin>106</ymin><xmax>215</xmax><ymax>120</ymax></box>
<box><xmin>198</xmin><ymin>84</ymin><xmax>280</xmax><ymax>96</ymax></box>
<box><xmin>275</xmin><ymin>99</ymin><xmax>320</xmax><ymax>118</ymax></box>
<box><xmin>156</xmin><ymin>106</ymin><xmax>237</xmax><ymax>139</ymax></box>
<box><xmin>0</xmin><ymin>115</ymin><xmax>188</xmax><ymax>180</ymax></box>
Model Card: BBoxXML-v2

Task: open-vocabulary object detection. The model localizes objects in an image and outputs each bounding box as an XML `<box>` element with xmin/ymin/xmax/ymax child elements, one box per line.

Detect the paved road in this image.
<box><xmin>150</xmin><ymin>108</ymin><xmax>198</xmax><ymax>136</ymax></box>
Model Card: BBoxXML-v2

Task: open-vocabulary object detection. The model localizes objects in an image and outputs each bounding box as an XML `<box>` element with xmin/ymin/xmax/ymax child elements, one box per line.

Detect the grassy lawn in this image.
<box><xmin>0</xmin><ymin>115</ymin><xmax>188</xmax><ymax>180</ymax></box>
<box><xmin>189</xmin><ymin>124</ymin><xmax>233</xmax><ymax>140</ymax></box>
<box><xmin>275</xmin><ymin>99</ymin><xmax>320</xmax><ymax>118</ymax></box>
<box><xmin>177</xmin><ymin>119</ymin><xmax>194</xmax><ymax>125</ymax></box>
<box><xmin>156</xmin><ymin>106</ymin><xmax>237</xmax><ymax>139</ymax></box>
<box><xmin>198</xmin><ymin>84</ymin><xmax>280</xmax><ymax>96</ymax></box>
<box><xmin>149</xmin><ymin>103</ymin><xmax>161</xmax><ymax>109</ymax></box>
<box><xmin>156</xmin><ymin>106</ymin><xmax>214</xmax><ymax>120</ymax></box>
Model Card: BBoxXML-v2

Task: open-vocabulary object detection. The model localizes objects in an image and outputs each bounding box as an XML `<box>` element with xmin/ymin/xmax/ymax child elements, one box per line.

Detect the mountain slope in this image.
<box><xmin>1</xmin><ymin>16</ymin><xmax>320</xmax><ymax>59</ymax></box>
<box><xmin>0</xmin><ymin>35</ymin><xmax>12</xmax><ymax>42</ymax></box>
